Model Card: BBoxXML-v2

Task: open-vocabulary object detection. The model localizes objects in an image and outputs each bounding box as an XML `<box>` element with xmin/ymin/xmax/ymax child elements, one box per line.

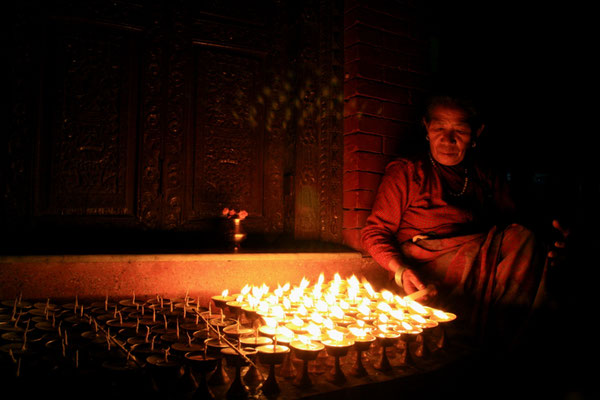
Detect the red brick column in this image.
<box><xmin>343</xmin><ymin>0</ymin><xmax>429</xmax><ymax>250</ymax></box>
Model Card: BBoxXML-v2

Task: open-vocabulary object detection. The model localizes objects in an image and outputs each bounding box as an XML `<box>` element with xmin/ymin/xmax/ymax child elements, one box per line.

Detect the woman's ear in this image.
<box><xmin>476</xmin><ymin>124</ymin><xmax>485</xmax><ymax>138</ymax></box>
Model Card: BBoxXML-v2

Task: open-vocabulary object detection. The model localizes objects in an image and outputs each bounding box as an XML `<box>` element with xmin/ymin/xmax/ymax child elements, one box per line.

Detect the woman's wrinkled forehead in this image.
<box><xmin>427</xmin><ymin>106</ymin><xmax>471</xmax><ymax>127</ymax></box>
<box><xmin>423</xmin><ymin>96</ymin><xmax>481</xmax><ymax>129</ymax></box>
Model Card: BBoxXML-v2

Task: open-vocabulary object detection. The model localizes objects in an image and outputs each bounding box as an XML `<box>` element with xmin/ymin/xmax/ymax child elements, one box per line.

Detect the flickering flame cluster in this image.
<box><xmin>213</xmin><ymin>273</ymin><xmax>456</xmax><ymax>350</ymax></box>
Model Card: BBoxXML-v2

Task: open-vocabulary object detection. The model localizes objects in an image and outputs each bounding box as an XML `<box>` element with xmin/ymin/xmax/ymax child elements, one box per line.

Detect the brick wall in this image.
<box><xmin>343</xmin><ymin>0</ymin><xmax>430</xmax><ymax>250</ymax></box>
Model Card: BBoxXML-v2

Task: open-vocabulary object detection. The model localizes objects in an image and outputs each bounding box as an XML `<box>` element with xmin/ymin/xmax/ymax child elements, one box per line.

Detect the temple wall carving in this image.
<box><xmin>4</xmin><ymin>0</ymin><xmax>344</xmax><ymax>251</ymax></box>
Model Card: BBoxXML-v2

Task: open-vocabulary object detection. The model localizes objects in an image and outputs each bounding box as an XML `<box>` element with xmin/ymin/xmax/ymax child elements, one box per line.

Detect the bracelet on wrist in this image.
<box><xmin>394</xmin><ymin>265</ymin><xmax>406</xmax><ymax>288</ymax></box>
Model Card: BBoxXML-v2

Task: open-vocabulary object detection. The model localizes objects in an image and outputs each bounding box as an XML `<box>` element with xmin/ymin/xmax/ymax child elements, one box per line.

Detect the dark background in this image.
<box><xmin>2</xmin><ymin>1</ymin><xmax>596</xmax><ymax>396</ymax></box>
<box><xmin>423</xmin><ymin>0</ymin><xmax>595</xmax><ymax>256</ymax></box>
<box><xmin>424</xmin><ymin>2</ymin><xmax>596</xmax><ymax>396</ymax></box>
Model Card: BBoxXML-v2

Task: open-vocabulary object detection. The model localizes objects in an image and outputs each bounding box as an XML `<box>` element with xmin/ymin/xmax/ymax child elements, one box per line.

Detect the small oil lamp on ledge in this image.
<box><xmin>272</xmin><ymin>328</ymin><xmax>296</xmax><ymax>379</ymax></box>
<box><xmin>209</xmin><ymin>316</ymin><xmax>237</xmax><ymax>337</ymax></box>
<box><xmin>373</xmin><ymin>324</ymin><xmax>401</xmax><ymax>372</ymax></box>
<box><xmin>397</xmin><ymin>321</ymin><xmax>423</xmax><ymax>368</ymax></box>
<box><xmin>257</xmin><ymin>342</ymin><xmax>290</xmax><ymax>396</ymax></box>
<box><xmin>290</xmin><ymin>336</ymin><xmax>325</xmax><ymax>388</ymax></box>
<box><xmin>170</xmin><ymin>333</ymin><xmax>205</xmax><ymax>357</ymax></box>
<box><xmin>223</xmin><ymin>322</ymin><xmax>254</xmax><ymax>340</ymax></box>
<box><xmin>225</xmin><ymin>297</ymin><xmax>246</xmax><ymax>317</ymax></box>
<box><xmin>185</xmin><ymin>351</ymin><xmax>219</xmax><ymax>400</ymax></box>
<box><xmin>205</xmin><ymin>337</ymin><xmax>232</xmax><ymax>387</ymax></box>
<box><xmin>241</xmin><ymin>305</ymin><xmax>260</xmax><ymax>323</ymax></box>
<box><xmin>407</xmin><ymin>314</ymin><xmax>437</xmax><ymax>358</ymax></box>
<box><xmin>222</xmin><ymin>208</ymin><xmax>248</xmax><ymax>253</ymax></box>
<box><xmin>221</xmin><ymin>346</ymin><xmax>257</xmax><ymax>400</ymax></box>
<box><xmin>321</xmin><ymin>329</ymin><xmax>355</xmax><ymax>384</ymax></box>
<box><xmin>423</xmin><ymin>307</ymin><xmax>457</xmax><ymax>351</ymax></box>
<box><xmin>146</xmin><ymin>351</ymin><xmax>183</xmax><ymax>395</ymax></box>
<box><xmin>348</xmin><ymin>325</ymin><xmax>376</xmax><ymax>377</ymax></box>
<box><xmin>240</xmin><ymin>334</ymin><xmax>273</xmax><ymax>348</ymax></box>
<box><xmin>211</xmin><ymin>290</ymin><xmax>236</xmax><ymax>310</ymax></box>
<box><xmin>230</xmin><ymin>222</ymin><xmax>247</xmax><ymax>253</ymax></box>
<box><xmin>241</xmin><ymin>345</ymin><xmax>264</xmax><ymax>397</ymax></box>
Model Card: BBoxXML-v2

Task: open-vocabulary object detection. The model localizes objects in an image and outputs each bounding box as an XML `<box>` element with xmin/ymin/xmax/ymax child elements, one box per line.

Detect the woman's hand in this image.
<box><xmin>390</xmin><ymin>258</ymin><xmax>437</xmax><ymax>301</ymax></box>
<box><xmin>548</xmin><ymin>219</ymin><xmax>569</xmax><ymax>267</ymax></box>
<box><xmin>400</xmin><ymin>269</ymin><xmax>426</xmax><ymax>294</ymax></box>
<box><xmin>394</xmin><ymin>267</ymin><xmax>438</xmax><ymax>302</ymax></box>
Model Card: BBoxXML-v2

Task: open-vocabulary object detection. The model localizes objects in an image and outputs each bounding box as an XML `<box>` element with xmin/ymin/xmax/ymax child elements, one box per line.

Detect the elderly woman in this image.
<box><xmin>361</xmin><ymin>95</ymin><xmax>567</xmax><ymax>345</ymax></box>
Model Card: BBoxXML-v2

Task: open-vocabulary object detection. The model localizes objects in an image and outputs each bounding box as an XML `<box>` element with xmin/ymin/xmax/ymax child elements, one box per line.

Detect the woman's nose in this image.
<box><xmin>441</xmin><ymin>131</ymin><xmax>457</xmax><ymax>143</ymax></box>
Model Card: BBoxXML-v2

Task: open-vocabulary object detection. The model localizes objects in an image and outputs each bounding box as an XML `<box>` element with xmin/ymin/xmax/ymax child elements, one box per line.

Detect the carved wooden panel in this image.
<box><xmin>137</xmin><ymin>11</ymin><xmax>165</xmax><ymax>229</ymax></box>
<box><xmin>35</xmin><ymin>22</ymin><xmax>138</xmax><ymax>219</ymax></box>
<box><xmin>183</xmin><ymin>5</ymin><xmax>287</xmax><ymax>234</ymax></box>
<box><xmin>162</xmin><ymin>8</ymin><xmax>190</xmax><ymax>230</ymax></box>
<box><xmin>5</xmin><ymin>0</ymin><xmax>344</xmax><ymax>249</ymax></box>
<box><xmin>190</xmin><ymin>47</ymin><xmax>265</xmax><ymax>219</ymax></box>
<box><xmin>318</xmin><ymin>0</ymin><xmax>345</xmax><ymax>243</ymax></box>
<box><xmin>293</xmin><ymin>0</ymin><xmax>344</xmax><ymax>241</ymax></box>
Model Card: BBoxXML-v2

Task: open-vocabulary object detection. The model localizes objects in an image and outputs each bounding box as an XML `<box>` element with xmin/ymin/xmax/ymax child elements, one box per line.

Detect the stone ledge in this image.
<box><xmin>0</xmin><ymin>252</ymin><xmax>363</xmax><ymax>263</ymax></box>
<box><xmin>0</xmin><ymin>252</ymin><xmax>387</xmax><ymax>304</ymax></box>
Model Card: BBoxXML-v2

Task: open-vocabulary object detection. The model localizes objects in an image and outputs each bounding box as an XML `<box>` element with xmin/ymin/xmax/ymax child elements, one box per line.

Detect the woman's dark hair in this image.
<box><xmin>423</xmin><ymin>94</ymin><xmax>484</xmax><ymax>132</ymax></box>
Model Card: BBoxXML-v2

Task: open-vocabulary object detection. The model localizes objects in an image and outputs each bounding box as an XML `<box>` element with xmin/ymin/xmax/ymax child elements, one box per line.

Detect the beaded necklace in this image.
<box><xmin>428</xmin><ymin>151</ymin><xmax>469</xmax><ymax>197</ymax></box>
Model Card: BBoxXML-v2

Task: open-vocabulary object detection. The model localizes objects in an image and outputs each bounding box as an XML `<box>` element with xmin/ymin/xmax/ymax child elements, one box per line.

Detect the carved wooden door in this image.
<box><xmin>6</xmin><ymin>1</ymin><xmax>343</xmax><ymax>251</ymax></box>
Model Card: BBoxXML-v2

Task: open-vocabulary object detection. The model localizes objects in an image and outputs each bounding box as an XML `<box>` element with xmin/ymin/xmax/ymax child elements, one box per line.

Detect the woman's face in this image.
<box><xmin>424</xmin><ymin>105</ymin><xmax>476</xmax><ymax>166</ymax></box>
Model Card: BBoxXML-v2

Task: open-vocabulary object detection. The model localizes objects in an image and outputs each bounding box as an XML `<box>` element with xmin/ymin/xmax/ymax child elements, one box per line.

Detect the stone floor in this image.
<box><xmin>0</xmin><ymin>297</ymin><xmax>591</xmax><ymax>400</ymax></box>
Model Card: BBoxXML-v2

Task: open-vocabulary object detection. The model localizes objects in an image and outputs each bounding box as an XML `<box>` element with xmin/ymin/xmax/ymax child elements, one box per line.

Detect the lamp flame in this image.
<box><xmin>312</xmin><ymin>286</ymin><xmax>322</xmax><ymax>299</ymax></box>
<box><xmin>257</xmin><ymin>301</ymin><xmax>269</xmax><ymax>314</ymax></box>
<box><xmin>376</xmin><ymin>302</ymin><xmax>392</xmax><ymax>313</ymax></box>
<box><xmin>306</xmin><ymin>324</ymin><xmax>322</xmax><ymax>338</ymax></box>
<box><xmin>310</xmin><ymin>312</ymin><xmax>324</xmax><ymax>325</ymax></box>
<box><xmin>263</xmin><ymin>317</ymin><xmax>277</xmax><ymax>329</ymax></box>
<box><xmin>266</xmin><ymin>294</ymin><xmax>278</xmax><ymax>305</ymax></box>
<box><xmin>323</xmin><ymin>318</ymin><xmax>334</xmax><ymax>330</ymax></box>
<box><xmin>331</xmin><ymin>305</ymin><xmax>344</xmax><ymax>320</ymax></box>
<box><xmin>274</xmin><ymin>287</ymin><xmax>284</xmax><ymax>298</ymax></box>
<box><xmin>381</xmin><ymin>290</ymin><xmax>394</xmax><ymax>302</ymax></box>
<box><xmin>339</xmin><ymin>299</ymin><xmax>350</xmax><ymax>310</ymax></box>
<box><xmin>325</xmin><ymin>292</ymin><xmax>336</xmax><ymax>305</ymax></box>
<box><xmin>291</xmin><ymin>315</ymin><xmax>304</xmax><ymax>327</ymax></box>
<box><xmin>347</xmin><ymin>275</ymin><xmax>360</xmax><ymax>288</ymax></box>
<box><xmin>394</xmin><ymin>295</ymin><xmax>406</xmax><ymax>307</ymax></box>
<box><xmin>283</xmin><ymin>297</ymin><xmax>291</xmax><ymax>310</ymax></box>
<box><xmin>349</xmin><ymin>326</ymin><xmax>367</xmax><ymax>338</ymax></box>
<box><xmin>401</xmin><ymin>321</ymin><xmax>414</xmax><ymax>331</ymax></box>
<box><xmin>279</xmin><ymin>326</ymin><xmax>294</xmax><ymax>338</ymax></box>
<box><xmin>316</xmin><ymin>299</ymin><xmax>328</xmax><ymax>313</ymax></box>
<box><xmin>410</xmin><ymin>314</ymin><xmax>427</xmax><ymax>324</ymax></box>
<box><xmin>407</xmin><ymin>300</ymin><xmax>428</xmax><ymax>315</ymax></box>
<box><xmin>271</xmin><ymin>306</ymin><xmax>285</xmax><ymax>321</ymax></box>
<box><xmin>289</xmin><ymin>288</ymin><xmax>302</xmax><ymax>303</ymax></box>
<box><xmin>364</xmin><ymin>282</ymin><xmax>376</xmax><ymax>298</ymax></box>
<box><xmin>389</xmin><ymin>309</ymin><xmax>404</xmax><ymax>320</ymax></box>
<box><xmin>241</xmin><ymin>285</ymin><xmax>251</xmax><ymax>296</ymax></box>
<box><xmin>347</xmin><ymin>286</ymin><xmax>358</xmax><ymax>301</ymax></box>
<box><xmin>432</xmin><ymin>309</ymin><xmax>449</xmax><ymax>320</ymax></box>
<box><xmin>327</xmin><ymin>329</ymin><xmax>344</xmax><ymax>342</ymax></box>
<box><xmin>297</xmin><ymin>304</ymin><xmax>308</xmax><ymax>316</ymax></box>
<box><xmin>317</xmin><ymin>273</ymin><xmax>325</xmax><ymax>286</ymax></box>
<box><xmin>299</xmin><ymin>277</ymin><xmax>310</xmax><ymax>290</ymax></box>
<box><xmin>303</xmin><ymin>296</ymin><xmax>314</xmax><ymax>309</ymax></box>
<box><xmin>298</xmin><ymin>335</ymin><xmax>311</xmax><ymax>346</ymax></box>
<box><xmin>357</xmin><ymin>304</ymin><xmax>370</xmax><ymax>316</ymax></box>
